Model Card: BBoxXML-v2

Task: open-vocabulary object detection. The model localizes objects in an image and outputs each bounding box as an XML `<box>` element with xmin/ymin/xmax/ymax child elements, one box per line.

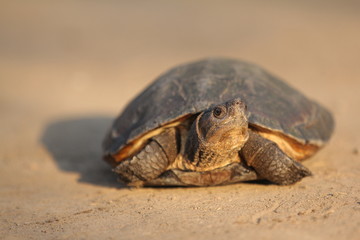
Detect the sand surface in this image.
<box><xmin>1</xmin><ymin>1</ymin><xmax>359</xmax><ymax>239</ymax></box>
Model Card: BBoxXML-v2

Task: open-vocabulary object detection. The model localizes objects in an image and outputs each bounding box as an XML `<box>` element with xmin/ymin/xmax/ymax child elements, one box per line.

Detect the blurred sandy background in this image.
<box><xmin>1</xmin><ymin>0</ymin><xmax>359</xmax><ymax>239</ymax></box>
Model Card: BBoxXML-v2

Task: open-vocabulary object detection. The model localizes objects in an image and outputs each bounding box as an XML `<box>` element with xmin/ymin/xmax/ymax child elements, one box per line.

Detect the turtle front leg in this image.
<box><xmin>240</xmin><ymin>131</ymin><xmax>312</xmax><ymax>185</ymax></box>
<box><xmin>113</xmin><ymin>128</ymin><xmax>179</xmax><ymax>186</ymax></box>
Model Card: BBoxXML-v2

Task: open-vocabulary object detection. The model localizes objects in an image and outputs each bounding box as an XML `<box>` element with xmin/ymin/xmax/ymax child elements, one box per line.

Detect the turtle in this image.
<box><xmin>103</xmin><ymin>58</ymin><xmax>334</xmax><ymax>187</ymax></box>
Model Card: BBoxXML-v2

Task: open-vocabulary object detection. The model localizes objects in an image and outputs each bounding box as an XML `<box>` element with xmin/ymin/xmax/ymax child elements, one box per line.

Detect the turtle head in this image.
<box><xmin>198</xmin><ymin>98</ymin><xmax>249</xmax><ymax>148</ymax></box>
<box><xmin>185</xmin><ymin>98</ymin><xmax>249</xmax><ymax>170</ymax></box>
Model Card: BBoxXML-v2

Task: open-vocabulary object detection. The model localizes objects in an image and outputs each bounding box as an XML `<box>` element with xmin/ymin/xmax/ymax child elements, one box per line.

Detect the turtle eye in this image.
<box><xmin>213</xmin><ymin>106</ymin><xmax>226</xmax><ymax>119</ymax></box>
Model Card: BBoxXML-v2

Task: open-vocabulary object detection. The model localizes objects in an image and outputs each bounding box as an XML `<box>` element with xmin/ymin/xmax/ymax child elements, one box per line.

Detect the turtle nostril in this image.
<box><xmin>234</xmin><ymin>99</ymin><xmax>241</xmax><ymax>105</ymax></box>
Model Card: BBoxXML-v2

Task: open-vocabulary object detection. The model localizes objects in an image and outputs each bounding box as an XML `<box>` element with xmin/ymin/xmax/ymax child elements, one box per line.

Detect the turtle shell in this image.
<box><xmin>103</xmin><ymin>58</ymin><xmax>334</xmax><ymax>165</ymax></box>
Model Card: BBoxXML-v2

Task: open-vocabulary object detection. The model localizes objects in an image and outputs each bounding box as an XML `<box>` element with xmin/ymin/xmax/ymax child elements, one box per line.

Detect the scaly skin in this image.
<box><xmin>113</xmin><ymin>128</ymin><xmax>178</xmax><ymax>186</ymax></box>
<box><xmin>240</xmin><ymin>131</ymin><xmax>312</xmax><ymax>185</ymax></box>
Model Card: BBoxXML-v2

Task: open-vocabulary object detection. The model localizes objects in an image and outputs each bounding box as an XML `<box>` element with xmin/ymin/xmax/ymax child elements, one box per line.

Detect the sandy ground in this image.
<box><xmin>1</xmin><ymin>1</ymin><xmax>360</xmax><ymax>239</ymax></box>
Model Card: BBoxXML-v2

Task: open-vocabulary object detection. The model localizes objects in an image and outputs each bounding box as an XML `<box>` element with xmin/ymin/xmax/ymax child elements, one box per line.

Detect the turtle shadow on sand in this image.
<box><xmin>41</xmin><ymin>115</ymin><xmax>126</xmax><ymax>188</ymax></box>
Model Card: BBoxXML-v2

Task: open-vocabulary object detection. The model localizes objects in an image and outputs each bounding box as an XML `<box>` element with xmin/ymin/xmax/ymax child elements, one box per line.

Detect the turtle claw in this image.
<box><xmin>264</xmin><ymin>158</ymin><xmax>312</xmax><ymax>185</ymax></box>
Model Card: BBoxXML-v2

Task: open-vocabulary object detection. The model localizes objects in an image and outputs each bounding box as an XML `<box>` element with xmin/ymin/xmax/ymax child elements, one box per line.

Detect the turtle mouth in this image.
<box><xmin>205</xmin><ymin>123</ymin><xmax>249</xmax><ymax>148</ymax></box>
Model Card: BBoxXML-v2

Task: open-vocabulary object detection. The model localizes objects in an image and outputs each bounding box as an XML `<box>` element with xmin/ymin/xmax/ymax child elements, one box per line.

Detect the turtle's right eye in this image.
<box><xmin>213</xmin><ymin>106</ymin><xmax>226</xmax><ymax>119</ymax></box>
